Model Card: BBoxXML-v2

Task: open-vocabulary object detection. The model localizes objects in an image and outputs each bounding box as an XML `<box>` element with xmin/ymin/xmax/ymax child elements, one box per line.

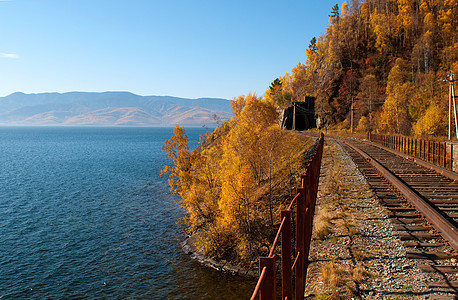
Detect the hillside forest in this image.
<box><xmin>162</xmin><ymin>0</ymin><xmax>457</xmax><ymax>267</ymax></box>
<box><xmin>267</xmin><ymin>0</ymin><xmax>457</xmax><ymax>137</ymax></box>
<box><xmin>162</xmin><ymin>95</ymin><xmax>312</xmax><ymax>266</ymax></box>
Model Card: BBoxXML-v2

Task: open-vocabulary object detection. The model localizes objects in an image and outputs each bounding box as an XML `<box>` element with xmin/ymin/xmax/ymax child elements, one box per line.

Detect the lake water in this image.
<box><xmin>0</xmin><ymin>126</ymin><xmax>254</xmax><ymax>299</ymax></box>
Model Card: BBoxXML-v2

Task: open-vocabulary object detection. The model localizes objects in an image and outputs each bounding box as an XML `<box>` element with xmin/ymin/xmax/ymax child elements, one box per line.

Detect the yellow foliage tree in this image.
<box><xmin>412</xmin><ymin>103</ymin><xmax>446</xmax><ymax>136</ymax></box>
<box><xmin>356</xmin><ymin>115</ymin><xmax>370</xmax><ymax>134</ymax></box>
<box><xmin>161</xmin><ymin>126</ymin><xmax>221</xmax><ymax>236</ymax></box>
<box><xmin>161</xmin><ymin>125</ymin><xmax>193</xmax><ymax>194</ymax></box>
<box><xmin>378</xmin><ymin>59</ymin><xmax>414</xmax><ymax>134</ymax></box>
<box><xmin>162</xmin><ymin>94</ymin><xmax>310</xmax><ymax>265</ymax></box>
<box><xmin>357</xmin><ymin>74</ymin><xmax>379</xmax><ymax>125</ymax></box>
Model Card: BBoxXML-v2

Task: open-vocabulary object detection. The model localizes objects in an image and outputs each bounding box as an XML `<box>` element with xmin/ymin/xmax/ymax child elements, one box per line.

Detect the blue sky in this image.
<box><xmin>0</xmin><ymin>0</ymin><xmax>343</xmax><ymax>99</ymax></box>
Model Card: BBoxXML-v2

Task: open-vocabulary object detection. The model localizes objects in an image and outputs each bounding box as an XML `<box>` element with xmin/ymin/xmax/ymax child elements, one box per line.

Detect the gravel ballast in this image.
<box><xmin>304</xmin><ymin>140</ymin><xmax>457</xmax><ymax>299</ymax></box>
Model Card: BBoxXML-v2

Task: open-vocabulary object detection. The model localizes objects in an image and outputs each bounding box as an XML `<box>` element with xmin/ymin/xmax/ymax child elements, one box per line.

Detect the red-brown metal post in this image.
<box><xmin>304</xmin><ymin>170</ymin><xmax>313</xmax><ymax>275</ymax></box>
<box><xmin>451</xmin><ymin>144</ymin><xmax>454</xmax><ymax>170</ymax></box>
<box><xmin>432</xmin><ymin>142</ymin><xmax>435</xmax><ymax>164</ymax></box>
<box><xmin>443</xmin><ymin>143</ymin><xmax>446</xmax><ymax>168</ymax></box>
<box><xmin>427</xmin><ymin>141</ymin><xmax>431</xmax><ymax>162</ymax></box>
<box><xmin>412</xmin><ymin>138</ymin><xmax>414</xmax><ymax>156</ymax></box>
<box><xmin>424</xmin><ymin>139</ymin><xmax>427</xmax><ymax>160</ymax></box>
<box><xmin>420</xmin><ymin>140</ymin><xmax>423</xmax><ymax>159</ymax></box>
<box><xmin>425</xmin><ymin>140</ymin><xmax>428</xmax><ymax>160</ymax></box>
<box><xmin>438</xmin><ymin>142</ymin><xmax>441</xmax><ymax>166</ymax></box>
<box><xmin>434</xmin><ymin>142</ymin><xmax>437</xmax><ymax>164</ymax></box>
<box><xmin>438</xmin><ymin>142</ymin><xmax>441</xmax><ymax>165</ymax></box>
<box><xmin>434</xmin><ymin>142</ymin><xmax>441</xmax><ymax>166</ymax></box>
<box><xmin>295</xmin><ymin>186</ymin><xmax>306</xmax><ymax>300</ymax></box>
<box><xmin>435</xmin><ymin>142</ymin><xmax>438</xmax><ymax>164</ymax></box>
<box><xmin>441</xmin><ymin>143</ymin><xmax>444</xmax><ymax>166</ymax></box>
<box><xmin>281</xmin><ymin>210</ymin><xmax>292</xmax><ymax>300</ymax></box>
<box><xmin>423</xmin><ymin>140</ymin><xmax>426</xmax><ymax>160</ymax></box>
<box><xmin>440</xmin><ymin>142</ymin><xmax>443</xmax><ymax>167</ymax></box>
<box><xmin>409</xmin><ymin>138</ymin><xmax>414</xmax><ymax>155</ymax></box>
<box><xmin>445</xmin><ymin>143</ymin><xmax>448</xmax><ymax>169</ymax></box>
<box><xmin>259</xmin><ymin>256</ymin><xmax>276</xmax><ymax>300</ymax></box>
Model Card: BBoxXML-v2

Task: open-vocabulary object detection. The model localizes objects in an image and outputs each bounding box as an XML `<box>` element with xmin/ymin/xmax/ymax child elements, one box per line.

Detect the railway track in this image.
<box><xmin>335</xmin><ymin>137</ymin><xmax>458</xmax><ymax>293</ymax></box>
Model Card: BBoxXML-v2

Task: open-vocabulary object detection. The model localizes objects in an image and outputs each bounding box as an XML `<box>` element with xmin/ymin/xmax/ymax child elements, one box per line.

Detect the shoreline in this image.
<box><xmin>181</xmin><ymin>236</ymin><xmax>257</xmax><ymax>278</ymax></box>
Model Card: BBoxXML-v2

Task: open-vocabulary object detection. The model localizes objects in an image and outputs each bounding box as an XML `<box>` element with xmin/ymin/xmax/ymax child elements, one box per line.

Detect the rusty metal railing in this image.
<box><xmin>250</xmin><ymin>133</ymin><xmax>324</xmax><ymax>300</ymax></box>
<box><xmin>369</xmin><ymin>134</ymin><xmax>454</xmax><ymax>171</ymax></box>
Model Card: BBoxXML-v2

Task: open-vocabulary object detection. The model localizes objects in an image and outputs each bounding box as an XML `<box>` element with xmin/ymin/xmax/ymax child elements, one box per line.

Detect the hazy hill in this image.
<box><xmin>0</xmin><ymin>92</ymin><xmax>233</xmax><ymax>126</ymax></box>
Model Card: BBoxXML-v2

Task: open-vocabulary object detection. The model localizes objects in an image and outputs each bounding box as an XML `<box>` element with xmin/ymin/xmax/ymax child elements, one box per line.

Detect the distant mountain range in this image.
<box><xmin>0</xmin><ymin>92</ymin><xmax>233</xmax><ymax>126</ymax></box>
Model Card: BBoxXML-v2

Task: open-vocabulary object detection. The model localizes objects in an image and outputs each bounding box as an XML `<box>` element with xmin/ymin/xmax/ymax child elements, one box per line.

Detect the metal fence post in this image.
<box><xmin>451</xmin><ymin>144</ymin><xmax>454</xmax><ymax>171</ymax></box>
<box><xmin>427</xmin><ymin>141</ymin><xmax>430</xmax><ymax>162</ymax></box>
<box><xmin>295</xmin><ymin>187</ymin><xmax>306</xmax><ymax>300</ymax></box>
<box><xmin>281</xmin><ymin>210</ymin><xmax>292</xmax><ymax>300</ymax></box>
<box><xmin>259</xmin><ymin>256</ymin><xmax>276</xmax><ymax>300</ymax></box>
<box><xmin>304</xmin><ymin>170</ymin><xmax>314</xmax><ymax>276</ymax></box>
<box><xmin>420</xmin><ymin>140</ymin><xmax>425</xmax><ymax>159</ymax></box>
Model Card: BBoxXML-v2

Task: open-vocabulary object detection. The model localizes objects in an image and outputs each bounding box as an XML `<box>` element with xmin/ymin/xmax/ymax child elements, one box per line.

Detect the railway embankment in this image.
<box><xmin>304</xmin><ymin>139</ymin><xmax>457</xmax><ymax>299</ymax></box>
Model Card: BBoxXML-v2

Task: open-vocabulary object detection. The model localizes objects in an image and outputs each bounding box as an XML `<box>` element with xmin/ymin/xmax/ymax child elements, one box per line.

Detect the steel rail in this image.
<box><xmin>366</xmin><ymin>139</ymin><xmax>458</xmax><ymax>181</ymax></box>
<box><xmin>342</xmin><ymin>140</ymin><xmax>458</xmax><ymax>252</ymax></box>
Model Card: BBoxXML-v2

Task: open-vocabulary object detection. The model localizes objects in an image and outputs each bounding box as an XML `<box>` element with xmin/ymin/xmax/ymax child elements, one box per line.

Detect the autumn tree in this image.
<box><xmin>357</xmin><ymin>74</ymin><xmax>380</xmax><ymax>126</ymax></box>
<box><xmin>162</xmin><ymin>95</ymin><xmax>310</xmax><ymax>265</ymax></box>
<box><xmin>279</xmin><ymin>0</ymin><xmax>457</xmax><ymax>136</ymax></box>
<box><xmin>378</xmin><ymin>59</ymin><xmax>414</xmax><ymax>134</ymax></box>
<box><xmin>412</xmin><ymin>103</ymin><xmax>446</xmax><ymax>136</ymax></box>
<box><xmin>265</xmin><ymin>78</ymin><xmax>292</xmax><ymax>107</ymax></box>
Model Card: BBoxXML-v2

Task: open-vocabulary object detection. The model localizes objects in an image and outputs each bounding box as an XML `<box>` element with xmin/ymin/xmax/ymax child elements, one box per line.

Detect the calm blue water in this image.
<box><xmin>0</xmin><ymin>126</ymin><xmax>254</xmax><ymax>299</ymax></box>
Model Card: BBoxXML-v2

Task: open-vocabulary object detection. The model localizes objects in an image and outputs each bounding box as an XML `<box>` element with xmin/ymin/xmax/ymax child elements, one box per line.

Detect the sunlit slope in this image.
<box><xmin>0</xmin><ymin>92</ymin><xmax>232</xmax><ymax>126</ymax></box>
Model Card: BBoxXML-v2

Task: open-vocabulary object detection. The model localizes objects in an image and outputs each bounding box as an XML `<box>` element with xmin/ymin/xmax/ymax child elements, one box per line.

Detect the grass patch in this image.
<box><xmin>315</xmin><ymin>205</ymin><xmax>333</xmax><ymax>240</ymax></box>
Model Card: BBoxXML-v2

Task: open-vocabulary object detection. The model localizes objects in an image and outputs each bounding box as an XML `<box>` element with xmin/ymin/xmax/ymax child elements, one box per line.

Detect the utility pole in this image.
<box><xmin>444</xmin><ymin>73</ymin><xmax>457</xmax><ymax>140</ymax></box>
<box><xmin>292</xmin><ymin>102</ymin><xmax>296</xmax><ymax>130</ymax></box>
<box><xmin>350</xmin><ymin>97</ymin><xmax>354</xmax><ymax>133</ymax></box>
